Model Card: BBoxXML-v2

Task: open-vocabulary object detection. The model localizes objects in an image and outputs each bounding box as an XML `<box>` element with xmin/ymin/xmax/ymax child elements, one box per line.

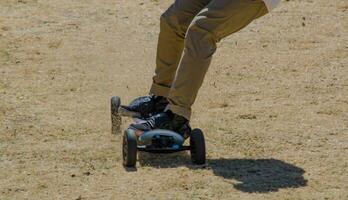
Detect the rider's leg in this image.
<box><xmin>150</xmin><ymin>0</ymin><xmax>210</xmax><ymax>97</ymax></box>
<box><xmin>167</xmin><ymin>0</ymin><xmax>268</xmax><ymax>119</ymax></box>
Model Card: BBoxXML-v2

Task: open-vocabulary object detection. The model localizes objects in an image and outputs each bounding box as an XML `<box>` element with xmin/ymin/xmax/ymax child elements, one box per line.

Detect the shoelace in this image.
<box><xmin>143</xmin><ymin>114</ymin><xmax>172</xmax><ymax>130</ymax></box>
<box><xmin>146</xmin><ymin>117</ymin><xmax>156</xmax><ymax>129</ymax></box>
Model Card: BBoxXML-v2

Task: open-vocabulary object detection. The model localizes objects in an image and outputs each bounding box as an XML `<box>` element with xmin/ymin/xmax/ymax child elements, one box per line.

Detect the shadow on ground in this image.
<box><xmin>138</xmin><ymin>153</ymin><xmax>307</xmax><ymax>193</ymax></box>
<box><xmin>138</xmin><ymin>151</ymin><xmax>190</xmax><ymax>168</ymax></box>
<box><xmin>209</xmin><ymin>158</ymin><xmax>307</xmax><ymax>193</ymax></box>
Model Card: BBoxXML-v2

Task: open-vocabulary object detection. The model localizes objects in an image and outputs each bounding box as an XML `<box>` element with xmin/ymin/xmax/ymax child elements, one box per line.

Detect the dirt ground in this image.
<box><xmin>0</xmin><ymin>0</ymin><xmax>347</xmax><ymax>199</ymax></box>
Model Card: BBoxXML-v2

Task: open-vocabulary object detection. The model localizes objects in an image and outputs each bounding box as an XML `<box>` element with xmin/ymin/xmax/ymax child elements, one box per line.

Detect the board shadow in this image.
<box><xmin>138</xmin><ymin>151</ymin><xmax>191</xmax><ymax>168</ymax></box>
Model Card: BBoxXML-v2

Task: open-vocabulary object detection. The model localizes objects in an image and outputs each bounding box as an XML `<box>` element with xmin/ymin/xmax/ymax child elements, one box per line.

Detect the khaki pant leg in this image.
<box><xmin>150</xmin><ymin>0</ymin><xmax>210</xmax><ymax>97</ymax></box>
<box><xmin>167</xmin><ymin>0</ymin><xmax>268</xmax><ymax>119</ymax></box>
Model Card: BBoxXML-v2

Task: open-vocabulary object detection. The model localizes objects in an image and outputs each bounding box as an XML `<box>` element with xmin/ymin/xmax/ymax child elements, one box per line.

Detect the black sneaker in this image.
<box><xmin>119</xmin><ymin>95</ymin><xmax>168</xmax><ymax>118</ymax></box>
<box><xmin>130</xmin><ymin>111</ymin><xmax>191</xmax><ymax>137</ymax></box>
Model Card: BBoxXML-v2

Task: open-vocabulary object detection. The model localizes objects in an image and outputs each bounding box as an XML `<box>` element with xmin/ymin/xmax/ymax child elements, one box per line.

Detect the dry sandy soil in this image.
<box><xmin>1</xmin><ymin>0</ymin><xmax>347</xmax><ymax>199</ymax></box>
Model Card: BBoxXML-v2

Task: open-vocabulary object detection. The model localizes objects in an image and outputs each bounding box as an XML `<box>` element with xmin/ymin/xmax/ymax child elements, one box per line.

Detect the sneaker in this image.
<box><xmin>119</xmin><ymin>95</ymin><xmax>168</xmax><ymax>118</ymax></box>
<box><xmin>130</xmin><ymin>111</ymin><xmax>191</xmax><ymax>137</ymax></box>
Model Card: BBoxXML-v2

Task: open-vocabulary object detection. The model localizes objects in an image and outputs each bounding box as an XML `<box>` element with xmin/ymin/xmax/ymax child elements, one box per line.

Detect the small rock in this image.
<box><xmin>83</xmin><ymin>171</ymin><xmax>91</xmax><ymax>176</ymax></box>
<box><xmin>238</xmin><ymin>114</ymin><xmax>257</xmax><ymax>120</ymax></box>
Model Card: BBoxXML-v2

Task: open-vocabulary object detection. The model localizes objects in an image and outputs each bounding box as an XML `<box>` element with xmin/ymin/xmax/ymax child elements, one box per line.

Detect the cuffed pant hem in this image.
<box><xmin>166</xmin><ymin>104</ymin><xmax>191</xmax><ymax>120</ymax></box>
<box><xmin>150</xmin><ymin>83</ymin><xmax>171</xmax><ymax>97</ymax></box>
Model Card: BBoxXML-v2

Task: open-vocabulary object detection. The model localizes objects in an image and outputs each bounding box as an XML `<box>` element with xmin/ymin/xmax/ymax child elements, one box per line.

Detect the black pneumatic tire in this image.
<box><xmin>122</xmin><ymin>129</ymin><xmax>137</xmax><ymax>167</ymax></box>
<box><xmin>111</xmin><ymin>96</ymin><xmax>121</xmax><ymax>134</ymax></box>
<box><xmin>190</xmin><ymin>129</ymin><xmax>206</xmax><ymax>165</ymax></box>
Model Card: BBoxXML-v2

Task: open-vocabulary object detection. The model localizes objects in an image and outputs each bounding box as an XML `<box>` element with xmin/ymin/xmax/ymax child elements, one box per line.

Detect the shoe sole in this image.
<box><xmin>118</xmin><ymin>107</ymin><xmax>142</xmax><ymax>118</ymax></box>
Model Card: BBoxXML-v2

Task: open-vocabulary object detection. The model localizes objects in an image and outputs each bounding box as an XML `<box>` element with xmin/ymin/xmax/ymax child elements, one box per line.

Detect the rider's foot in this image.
<box><xmin>120</xmin><ymin>94</ymin><xmax>168</xmax><ymax>118</ymax></box>
<box><xmin>130</xmin><ymin>110</ymin><xmax>191</xmax><ymax>137</ymax></box>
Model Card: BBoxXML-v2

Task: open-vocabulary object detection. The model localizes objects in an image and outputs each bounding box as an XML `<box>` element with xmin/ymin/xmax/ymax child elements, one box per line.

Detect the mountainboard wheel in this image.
<box><xmin>122</xmin><ymin>129</ymin><xmax>137</xmax><ymax>167</ymax></box>
<box><xmin>111</xmin><ymin>96</ymin><xmax>121</xmax><ymax>134</ymax></box>
<box><xmin>190</xmin><ymin>129</ymin><xmax>206</xmax><ymax>165</ymax></box>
